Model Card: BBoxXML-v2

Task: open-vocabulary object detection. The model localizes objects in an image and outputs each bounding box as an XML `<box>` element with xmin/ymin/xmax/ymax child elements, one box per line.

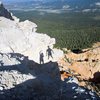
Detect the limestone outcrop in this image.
<box><xmin>0</xmin><ymin>16</ymin><xmax>63</xmax><ymax>63</ymax></box>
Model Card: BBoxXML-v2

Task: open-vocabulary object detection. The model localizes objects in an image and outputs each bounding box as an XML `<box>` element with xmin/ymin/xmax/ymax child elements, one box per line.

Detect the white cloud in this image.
<box><xmin>95</xmin><ymin>2</ymin><xmax>100</xmax><ymax>7</ymax></box>
<box><xmin>63</xmin><ymin>5</ymin><xmax>70</xmax><ymax>9</ymax></box>
<box><xmin>82</xmin><ymin>9</ymin><xmax>91</xmax><ymax>12</ymax></box>
<box><xmin>38</xmin><ymin>9</ymin><xmax>62</xmax><ymax>14</ymax></box>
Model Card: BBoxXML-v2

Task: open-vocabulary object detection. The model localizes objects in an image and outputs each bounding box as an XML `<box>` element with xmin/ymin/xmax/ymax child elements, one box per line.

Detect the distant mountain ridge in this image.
<box><xmin>2</xmin><ymin>0</ymin><xmax>100</xmax><ymax>13</ymax></box>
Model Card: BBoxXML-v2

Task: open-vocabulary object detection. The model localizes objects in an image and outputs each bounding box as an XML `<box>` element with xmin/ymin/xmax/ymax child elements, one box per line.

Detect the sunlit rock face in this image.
<box><xmin>0</xmin><ymin>2</ymin><xmax>64</xmax><ymax>64</ymax></box>
<box><xmin>18</xmin><ymin>20</ymin><xmax>37</xmax><ymax>33</ymax></box>
<box><xmin>0</xmin><ymin>16</ymin><xmax>63</xmax><ymax>63</ymax></box>
<box><xmin>59</xmin><ymin>42</ymin><xmax>100</xmax><ymax>81</ymax></box>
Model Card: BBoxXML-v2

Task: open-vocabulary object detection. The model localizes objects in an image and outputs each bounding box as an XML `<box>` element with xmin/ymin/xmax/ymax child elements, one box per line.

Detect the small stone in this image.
<box><xmin>0</xmin><ymin>86</ymin><xmax>3</xmax><ymax>90</ymax></box>
<box><xmin>74</xmin><ymin>96</ymin><xmax>77</xmax><ymax>98</ymax></box>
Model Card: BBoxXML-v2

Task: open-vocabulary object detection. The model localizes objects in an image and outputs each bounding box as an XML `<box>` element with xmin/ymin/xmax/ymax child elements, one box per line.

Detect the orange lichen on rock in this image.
<box><xmin>61</xmin><ymin>71</ymin><xmax>72</xmax><ymax>81</ymax></box>
<box><xmin>59</xmin><ymin>42</ymin><xmax>100</xmax><ymax>80</ymax></box>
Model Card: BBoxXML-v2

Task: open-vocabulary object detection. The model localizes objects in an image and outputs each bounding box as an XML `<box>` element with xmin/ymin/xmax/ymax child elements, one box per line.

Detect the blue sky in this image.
<box><xmin>1</xmin><ymin>0</ymin><xmax>58</xmax><ymax>3</ymax></box>
<box><xmin>1</xmin><ymin>0</ymin><xmax>47</xmax><ymax>1</ymax></box>
<box><xmin>1</xmin><ymin>0</ymin><xmax>33</xmax><ymax>2</ymax></box>
<box><xmin>1</xmin><ymin>0</ymin><xmax>53</xmax><ymax>1</ymax></box>
<box><xmin>1</xmin><ymin>0</ymin><xmax>29</xmax><ymax>1</ymax></box>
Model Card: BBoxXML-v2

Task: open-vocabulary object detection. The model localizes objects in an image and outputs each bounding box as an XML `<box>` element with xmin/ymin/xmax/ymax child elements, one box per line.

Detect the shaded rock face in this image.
<box><xmin>0</xmin><ymin>53</ymin><xmax>61</xmax><ymax>99</ymax></box>
<box><xmin>0</xmin><ymin>53</ymin><xmax>99</xmax><ymax>100</ymax></box>
<box><xmin>0</xmin><ymin>3</ymin><xmax>13</xmax><ymax>20</ymax></box>
<box><xmin>89</xmin><ymin>72</ymin><xmax>100</xmax><ymax>84</ymax></box>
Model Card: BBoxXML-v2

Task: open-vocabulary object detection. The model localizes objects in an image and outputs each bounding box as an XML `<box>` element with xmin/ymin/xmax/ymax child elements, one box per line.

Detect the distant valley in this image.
<box><xmin>2</xmin><ymin>0</ymin><xmax>100</xmax><ymax>50</ymax></box>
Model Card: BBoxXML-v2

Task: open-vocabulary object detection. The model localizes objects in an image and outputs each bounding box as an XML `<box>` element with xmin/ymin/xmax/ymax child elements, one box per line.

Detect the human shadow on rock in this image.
<box><xmin>0</xmin><ymin>53</ymin><xmax>99</xmax><ymax>100</ymax></box>
<box><xmin>0</xmin><ymin>53</ymin><xmax>61</xmax><ymax>100</ymax></box>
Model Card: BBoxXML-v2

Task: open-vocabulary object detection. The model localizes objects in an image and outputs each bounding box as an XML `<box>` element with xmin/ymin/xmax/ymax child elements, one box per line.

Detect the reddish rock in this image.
<box><xmin>59</xmin><ymin>42</ymin><xmax>100</xmax><ymax>81</ymax></box>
